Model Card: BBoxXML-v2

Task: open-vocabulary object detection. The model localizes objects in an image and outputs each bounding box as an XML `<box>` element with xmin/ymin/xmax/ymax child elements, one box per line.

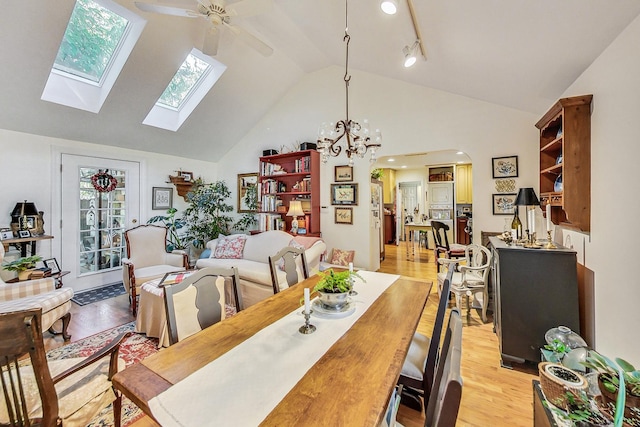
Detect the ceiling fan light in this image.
<box><xmin>380</xmin><ymin>0</ymin><xmax>398</xmax><ymax>15</ymax></box>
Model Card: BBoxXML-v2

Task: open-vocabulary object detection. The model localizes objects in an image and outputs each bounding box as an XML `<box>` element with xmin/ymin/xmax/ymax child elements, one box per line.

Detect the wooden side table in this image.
<box><xmin>5</xmin><ymin>271</ymin><xmax>70</xmax><ymax>289</ymax></box>
<box><xmin>1</xmin><ymin>235</ymin><xmax>54</xmax><ymax>257</ymax></box>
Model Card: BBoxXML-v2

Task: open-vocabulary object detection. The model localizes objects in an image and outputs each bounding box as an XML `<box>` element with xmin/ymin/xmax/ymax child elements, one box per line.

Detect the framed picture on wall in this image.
<box><xmin>334</xmin><ymin>165</ymin><xmax>353</xmax><ymax>182</ymax></box>
<box><xmin>331</xmin><ymin>183</ymin><xmax>358</xmax><ymax>205</ymax></box>
<box><xmin>492</xmin><ymin>193</ymin><xmax>517</xmax><ymax>215</ymax></box>
<box><xmin>492</xmin><ymin>156</ymin><xmax>519</xmax><ymax>178</ymax></box>
<box><xmin>152</xmin><ymin>187</ymin><xmax>173</xmax><ymax>210</ymax></box>
<box><xmin>237</xmin><ymin>173</ymin><xmax>258</xmax><ymax>213</ymax></box>
<box><xmin>335</xmin><ymin>207</ymin><xmax>353</xmax><ymax>224</ymax></box>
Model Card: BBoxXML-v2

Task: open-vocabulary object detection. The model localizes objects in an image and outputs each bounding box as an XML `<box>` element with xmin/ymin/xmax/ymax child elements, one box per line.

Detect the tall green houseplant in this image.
<box><xmin>234</xmin><ymin>183</ymin><xmax>258</xmax><ymax>232</ymax></box>
<box><xmin>184</xmin><ymin>181</ymin><xmax>234</xmax><ymax>248</ymax></box>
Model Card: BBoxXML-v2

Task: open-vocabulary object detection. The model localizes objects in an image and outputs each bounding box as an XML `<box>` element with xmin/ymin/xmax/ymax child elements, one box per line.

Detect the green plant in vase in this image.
<box><xmin>312</xmin><ymin>269</ymin><xmax>364</xmax><ymax>310</ymax></box>
<box><xmin>541</xmin><ymin>339</ymin><xmax>571</xmax><ymax>363</ymax></box>
<box><xmin>2</xmin><ymin>255</ymin><xmax>43</xmax><ymax>280</ymax></box>
<box><xmin>184</xmin><ymin>181</ymin><xmax>234</xmax><ymax>248</ymax></box>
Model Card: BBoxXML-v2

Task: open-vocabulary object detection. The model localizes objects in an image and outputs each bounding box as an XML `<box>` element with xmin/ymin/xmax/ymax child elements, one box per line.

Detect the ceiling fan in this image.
<box><xmin>134</xmin><ymin>0</ymin><xmax>273</xmax><ymax>56</ymax></box>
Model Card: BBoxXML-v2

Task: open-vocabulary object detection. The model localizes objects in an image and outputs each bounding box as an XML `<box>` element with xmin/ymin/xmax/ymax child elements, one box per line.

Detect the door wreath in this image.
<box><xmin>91</xmin><ymin>170</ymin><xmax>118</xmax><ymax>193</ymax></box>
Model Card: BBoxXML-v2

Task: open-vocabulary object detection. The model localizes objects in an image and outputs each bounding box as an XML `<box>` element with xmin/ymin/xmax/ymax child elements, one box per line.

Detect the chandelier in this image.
<box><xmin>316</xmin><ymin>0</ymin><xmax>382</xmax><ymax>167</ymax></box>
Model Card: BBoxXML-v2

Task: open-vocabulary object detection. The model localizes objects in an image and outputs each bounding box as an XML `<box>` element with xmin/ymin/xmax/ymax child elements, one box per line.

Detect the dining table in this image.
<box><xmin>112</xmin><ymin>270</ymin><xmax>432</xmax><ymax>426</ymax></box>
<box><xmin>404</xmin><ymin>222</ymin><xmax>433</xmax><ymax>258</ymax></box>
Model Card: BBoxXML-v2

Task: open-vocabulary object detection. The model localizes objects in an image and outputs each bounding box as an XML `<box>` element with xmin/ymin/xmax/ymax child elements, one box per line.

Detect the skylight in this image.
<box><xmin>42</xmin><ymin>0</ymin><xmax>146</xmax><ymax>113</ymax></box>
<box><xmin>143</xmin><ymin>48</ymin><xmax>227</xmax><ymax>132</ymax></box>
<box><xmin>157</xmin><ymin>54</ymin><xmax>212</xmax><ymax>110</ymax></box>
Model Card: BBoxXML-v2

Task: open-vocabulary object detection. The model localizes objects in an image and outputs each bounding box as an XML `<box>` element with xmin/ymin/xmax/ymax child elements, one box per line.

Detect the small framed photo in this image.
<box><xmin>0</xmin><ymin>230</ymin><xmax>13</xmax><ymax>240</ymax></box>
<box><xmin>492</xmin><ymin>193</ymin><xmax>517</xmax><ymax>215</ymax></box>
<box><xmin>180</xmin><ymin>172</ymin><xmax>194</xmax><ymax>182</ymax></box>
<box><xmin>331</xmin><ymin>183</ymin><xmax>358</xmax><ymax>206</ymax></box>
<box><xmin>44</xmin><ymin>258</ymin><xmax>61</xmax><ymax>274</ymax></box>
<box><xmin>334</xmin><ymin>165</ymin><xmax>353</xmax><ymax>182</ymax></box>
<box><xmin>492</xmin><ymin>156</ymin><xmax>519</xmax><ymax>178</ymax></box>
<box><xmin>18</xmin><ymin>230</ymin><xmax>31</xmax><ymax>238</ymax></box>
<box><xmin>335</xmin><ymin>207</ymin><xmax>353</xmax><ymax>224</ymax></box>
<box><xmin>152</xmin><ymin>187</ymin><xmax>173</xmax><ymax>210</ymax></box>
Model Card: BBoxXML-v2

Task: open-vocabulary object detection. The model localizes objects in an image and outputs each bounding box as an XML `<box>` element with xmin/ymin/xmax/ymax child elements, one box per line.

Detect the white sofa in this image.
<box><xmin>196</xmin><ymin>230</ymin><xmax>326</xmax><ymax>308</ymax></box>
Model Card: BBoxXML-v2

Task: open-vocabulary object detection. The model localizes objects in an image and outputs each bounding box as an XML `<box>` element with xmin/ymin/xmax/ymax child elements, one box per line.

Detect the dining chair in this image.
<box><xmin>424</xmin><ymin>308</ymin><xmax>463</xmax><ymax>427</ymax></box>
<box><xmin>431</xmin><ymin>221</ymin><xmax>466</xmax><ymax>272</ymax></box>
<box><xmin>268</xmin><ymin>246</ymin><xmax>309</xmax><ymax>294</ymax></box>
<box><xmin>162</xmin><ymin>267</ymin><xmax>235</xmax><ymax>345</ymax></box>
<box><xmin>398</xmin><ymin>262</ymin><xmax>455</xmax><ymax>411</ymax></box>
<box><xmin>0</xmin><ymin>308</ymin><xmax>129</xmax><ymax>427</ymax></box>
<box><xmin>438</xmin><ymin>244</ymin><xmax>492</xmax><ymax>322</ymax></box>
<box><xmin>123</xmin><ymin>224</ymin><xmax>189</xmax><ymax>316</ymax></box>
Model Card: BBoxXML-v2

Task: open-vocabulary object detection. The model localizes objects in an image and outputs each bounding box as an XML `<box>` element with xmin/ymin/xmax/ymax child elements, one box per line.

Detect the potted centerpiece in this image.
<box><xmin>2</xmin><ymin>255</ymin><xmax>43</xmax><ymax>281</ymax></box>
<box><xmin>313</xmin><ymin>269</ymin><xmax>364</xmax><ymax>310</ymax></box>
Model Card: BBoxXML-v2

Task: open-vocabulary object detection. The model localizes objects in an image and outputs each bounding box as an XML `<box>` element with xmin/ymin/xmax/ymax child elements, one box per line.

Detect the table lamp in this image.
<box><xmin>287</xmin><ymin>201</ymin><xmax>305</xmax><ymax>235</ymax></box>
<box><xmin>514</xmin><ymin>188</ymin><xmax>539</xmax><ymax>246</ymax></box>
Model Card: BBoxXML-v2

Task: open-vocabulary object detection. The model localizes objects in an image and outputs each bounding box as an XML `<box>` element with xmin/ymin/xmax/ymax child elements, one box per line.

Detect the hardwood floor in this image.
<box><xmin>44</xmin><ymin>241</ymin><xmax>537</xmax><ymax>426</ymax></box>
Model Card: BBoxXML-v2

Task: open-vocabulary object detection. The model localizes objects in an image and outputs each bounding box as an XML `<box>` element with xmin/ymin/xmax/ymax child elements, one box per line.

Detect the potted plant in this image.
<box><xmin>542</xmin><ymin>339</ymin><xmax>571</xmax><ymax>364</ymax></box>
<box><xmin>583</xmin><ymin>351</ymin><xmax>640</xmax><ymax>426</ymax></box>
<box><xmin>183</xmin><ymin>181</ymin><xmax>234</xmax><ymax>248</ymax></box>
<box><xmin>2</xmin><ymin>255</ymin><xmax>43</xmax><ymax>281</ymax></box>
<box><xmin>547</xmin><ymin>390</ymin><xmax>611</xmax><ymax>426</ymax></box>
<box><xmin>312</xmin><ymin>269</ymin><xmax>364</xmax><ymax>310</ymax></box>
<box><xmin>147</xmin><ymin>207</ymin><xmax>189</xmax><ymax>252</ymax></box>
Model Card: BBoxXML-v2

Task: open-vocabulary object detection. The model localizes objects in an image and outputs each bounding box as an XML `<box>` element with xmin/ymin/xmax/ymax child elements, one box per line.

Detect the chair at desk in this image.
<box><xmin>424</xmin><ymin>308</ymin><xmax>463</xmax><ymax>427</ymax></box>
<box><xmin>398</xmin><ymin>263</ymin><xmax>454</xmax><ymax>411</ymax></box>
<box><xmin>269</xmin><ymin>246</ymin><xmax>309</xmax><ymax>294</ymax></box>
<box><xmin>431</xmin><ymin>221</ymin><xmax>466</xmax><ymax>272</ymax></box>
<box><xmin>163</xmin><ymin>267</ymin><xmax>238</xmax><ymax>345</ymax></box>
<box><xmin>0</xmin><ymin>308</ymin><xmax>130</xmax><ymax>427</ymax></box>
<box><xmin>437</xmin><ymin>244</ymin><xmax>492</xmax><ymax>323</ymax></box>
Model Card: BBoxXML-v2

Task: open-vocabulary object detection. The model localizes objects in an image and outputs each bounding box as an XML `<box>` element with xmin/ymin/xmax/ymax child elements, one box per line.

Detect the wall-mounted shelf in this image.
<box><xmin>167</xmin><ymin>175</ymin><xmax>198</xmax><ymax>201</ymax></box>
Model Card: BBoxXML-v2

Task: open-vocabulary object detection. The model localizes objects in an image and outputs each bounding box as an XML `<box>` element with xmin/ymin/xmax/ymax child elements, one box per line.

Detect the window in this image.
<box><xmin>143</xmin><ymin>48</ymin><xmax>227</xmax><ymax>131</ymax></box>
<box><xmin>41</xmin><ymin>0</ymin><xmax>146</xmax><ymax>113</ymax></box>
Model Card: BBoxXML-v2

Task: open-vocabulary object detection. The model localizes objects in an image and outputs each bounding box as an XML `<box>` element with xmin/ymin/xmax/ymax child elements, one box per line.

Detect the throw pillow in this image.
<box><xmin>278</xmin><ymin>240</ymin><xmax>306</xmax><ymax>271</ymax></box>
<box><xmin>213</xmin><ymin>235</ymin><xmax>248</xmax><ymax>259</ymax></box>
<box><xmin>329</xmin><ymin>249</ymin><xmax>355</xmax><ymax>266</ymax></box>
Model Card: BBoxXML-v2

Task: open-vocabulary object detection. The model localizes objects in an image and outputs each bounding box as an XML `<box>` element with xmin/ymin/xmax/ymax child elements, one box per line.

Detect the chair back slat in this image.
<box><xmin>163</xmin><ymin>268</ymin><xmax>233</xmax><ymax>345</ymax></box>
<box><xmin>422</xmin><ymin>262</ymin><xmax>454</xmax><ymax>402</ymax></box>
<box><xmin>425</xmin><ymin>309</ymin><xmax>463</xmax><ymax>427</ymax></box>
<box><xmin>268</xmin><ymin>246</ymin><xmax>309</xmax><ymax>294</ymax></box>
<box><xmin>0</xmin><ymin>309</ymin><xmax>58</xmax><ymax>427</ymax></box>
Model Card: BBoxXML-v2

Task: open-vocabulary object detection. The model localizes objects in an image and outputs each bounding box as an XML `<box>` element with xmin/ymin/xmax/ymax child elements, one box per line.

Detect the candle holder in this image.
<box><xmin>544</xmin><ymin>230</ymin><xmax>557</xmax><ymax>249</ymax></box>
<box><xmin>299</xmin><ymin>310</ymin><xmax>316</xmax><ymax>334</ymax></box>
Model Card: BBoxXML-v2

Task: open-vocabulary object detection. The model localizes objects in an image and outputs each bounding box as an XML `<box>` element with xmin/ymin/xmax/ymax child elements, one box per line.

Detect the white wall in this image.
<box><xmin>218</xmin><ymin>66</ymin><xmax>539</xmax><ymax>269</ymax></box>
<box><xmin>561</xmin><ymin>14</ymin><xmax>640</xmax><ymax>364</ymax></box>
<box><xmin>0</xmin><ymin>128</ymin><xmax>218</xmax><ymax>280</ymax></box>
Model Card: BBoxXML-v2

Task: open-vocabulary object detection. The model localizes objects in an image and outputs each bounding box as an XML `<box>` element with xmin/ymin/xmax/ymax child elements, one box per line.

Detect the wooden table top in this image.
<box><xmin>113</xmin><ymin>273</ymin><xmax>432</xmax><ymax>426</ymax></box>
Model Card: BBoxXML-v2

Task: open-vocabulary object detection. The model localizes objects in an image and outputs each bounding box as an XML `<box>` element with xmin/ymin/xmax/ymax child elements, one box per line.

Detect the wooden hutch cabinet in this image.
<box><xmin>536</xmin><ymin>95</ymin><xmax>592</xmax><ymax>232</ymax></box>
<box><xmin>257</xmin><ymin>150</ymin><xmax>320</xmax><ymax>236</ymax></box>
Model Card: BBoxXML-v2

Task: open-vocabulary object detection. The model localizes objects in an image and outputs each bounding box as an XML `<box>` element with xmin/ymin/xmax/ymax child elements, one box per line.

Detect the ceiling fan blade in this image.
<box><xmin>134</xmin><ymin>1</ymin><xmax>199</xmax><ymax>18</ymax></box>
<box><xmin>226</xmin><ymin>0</ymin><xmax>273</xmax><ymax>18</ymax></box>
<box><xmin>223</xmin><ymin>21</ymin><xmax>273</xmax><ymax>56</ymax></box>
<box><xmin>202</xmin><ymin>26</ymin><xmax>220</xmax><ymax>56</ymax></box>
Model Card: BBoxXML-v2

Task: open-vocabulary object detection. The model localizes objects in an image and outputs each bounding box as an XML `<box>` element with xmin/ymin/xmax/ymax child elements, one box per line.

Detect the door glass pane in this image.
<box><xmin>79</xmin><ymin>167</ymin><xmax>126</xmax><ymax>275</ymax></box>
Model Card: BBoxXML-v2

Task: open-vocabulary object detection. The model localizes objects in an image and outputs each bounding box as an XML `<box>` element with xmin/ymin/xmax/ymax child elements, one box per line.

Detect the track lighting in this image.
<box><xmin>403</xmin><ymin>41</ymin><xmax>419</xmax><ymax>68</ymax></box>
<box><xmin>380</xmin><ymin>0</ymin><xmax>398</xmax><ymax>15</ymax></box>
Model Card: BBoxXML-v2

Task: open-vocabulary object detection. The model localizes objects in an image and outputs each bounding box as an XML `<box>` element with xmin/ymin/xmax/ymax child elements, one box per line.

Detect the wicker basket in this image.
<box><xmin>538</xmin><ymin>362</ymin><xmax>588</xmax><ymax>409</ymax></box>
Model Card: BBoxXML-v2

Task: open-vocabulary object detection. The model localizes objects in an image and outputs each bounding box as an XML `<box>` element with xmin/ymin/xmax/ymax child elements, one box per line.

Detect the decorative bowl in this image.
<box><xmin>317</xmin><ymin>291</ymin><xmax>350</xmax><ymax>310</ymax></box>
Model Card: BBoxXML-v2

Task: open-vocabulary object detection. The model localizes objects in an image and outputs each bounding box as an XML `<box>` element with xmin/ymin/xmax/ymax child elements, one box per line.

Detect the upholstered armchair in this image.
<box><xmin>0</xmin><ymin>244</ymin><xmax>74</xmax><ymax>340</ymax></box>
<box><xmin>123</xmin><ymin>224</ymin><xmax>188</xmax><ymax>316</ymax></box>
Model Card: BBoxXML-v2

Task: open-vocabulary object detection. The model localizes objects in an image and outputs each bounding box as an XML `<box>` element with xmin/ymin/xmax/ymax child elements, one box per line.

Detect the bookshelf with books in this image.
<box><xmin>258</xmin><ymin>150</ymin><xmax>320</xmax><ymax>236</ymax></box>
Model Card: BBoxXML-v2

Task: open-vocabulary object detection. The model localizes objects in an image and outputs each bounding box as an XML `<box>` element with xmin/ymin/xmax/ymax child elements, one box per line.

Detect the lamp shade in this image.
<box><xmin>514</xmin><ymin>188</ymin><xmax>539</xmax><ymax>206</ymax></box>
<box><xmin>287</xmin><ymin>201</ymin><xmax>304</xmax><ymax>217</ymax></box>
<box><xmin>11</xmin><ymin>201</ymin><xmax>38</xmax><ymax>217</ymax></box>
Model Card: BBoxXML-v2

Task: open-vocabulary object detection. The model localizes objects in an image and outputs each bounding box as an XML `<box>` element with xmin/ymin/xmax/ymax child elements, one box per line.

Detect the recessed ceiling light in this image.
<box><xmin>457</xmin><ymin>161</ymin><xmax>464</xmax><ymax>164</ymax></box>
<box><xmin>388</xmin><ymin>158</ymin><xmax>395</xmax><ymax>162</ymax></box>
<box><xmin>401</xmin><ymin>165</ymin><xmax>407</xmax><ymax>168</ymax></box>
<box><xmin>380</xmin><ymin>0</ymin><xmax>398</xmax><ymax>15</ymax></box>
<box><xmin>456</xmin><ymin>151</ymin><xmax>464</xmax><ymax>155</ymax></box>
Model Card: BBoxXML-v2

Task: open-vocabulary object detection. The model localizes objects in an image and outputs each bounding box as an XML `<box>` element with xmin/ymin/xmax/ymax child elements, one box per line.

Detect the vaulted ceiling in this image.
<box><xmin>2</xmin><ymin>0</ymin><xmax>640</xmax><ymax>161</ymax></box>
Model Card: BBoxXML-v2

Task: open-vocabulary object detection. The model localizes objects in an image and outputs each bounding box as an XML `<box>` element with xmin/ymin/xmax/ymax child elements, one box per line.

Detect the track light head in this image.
<box><xmin>403</xmin><ymin>41</ymin><xmax>419</xmax><ymax>68</ymax></box>
<box><xmin>380</xmin><ymin>0</ymin><xmax>398</xmax><ymax>15</ymax></box>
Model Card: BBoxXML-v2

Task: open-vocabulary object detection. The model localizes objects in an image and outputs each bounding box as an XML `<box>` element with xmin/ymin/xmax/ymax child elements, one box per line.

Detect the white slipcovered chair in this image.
<box><xmin>437</xmin><ymin>243</ymin><xmax>492</xmax><ymax>323</ymax></box>
<box><xmin>122</xmin><ymin>224</ymin><xmax>188</xmax><ymax>316</ymax></box>
<box><xmin>0</xmin><ymin>243</ymin><xmax>74</xmax><ymax>340</ymax></box>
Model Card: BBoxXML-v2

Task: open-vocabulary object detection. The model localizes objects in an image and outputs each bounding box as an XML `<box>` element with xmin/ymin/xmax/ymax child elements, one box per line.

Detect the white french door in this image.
<box><xmin>60</xmin><ymin>154</ymin><xmax>140</xmax><ymax>292</ymax></box>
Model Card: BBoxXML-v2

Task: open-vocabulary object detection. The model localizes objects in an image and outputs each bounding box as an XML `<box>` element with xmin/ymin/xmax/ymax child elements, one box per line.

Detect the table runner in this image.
<box><xmin>148</xmin><ymin>271</ymin><xmax>400</xmax><ymax>426</ymax></box>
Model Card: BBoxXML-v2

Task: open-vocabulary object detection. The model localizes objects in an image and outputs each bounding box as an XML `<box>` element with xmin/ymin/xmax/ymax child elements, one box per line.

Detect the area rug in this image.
<box><xmin>71</xmin><ymin>282</ymin><xmax>126</xmax><ymax>306</ymax></box>
<box><xmin>46</xmin><ymin>322</ymin><xmax>159</xmax><ymax>427</ymax></box>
